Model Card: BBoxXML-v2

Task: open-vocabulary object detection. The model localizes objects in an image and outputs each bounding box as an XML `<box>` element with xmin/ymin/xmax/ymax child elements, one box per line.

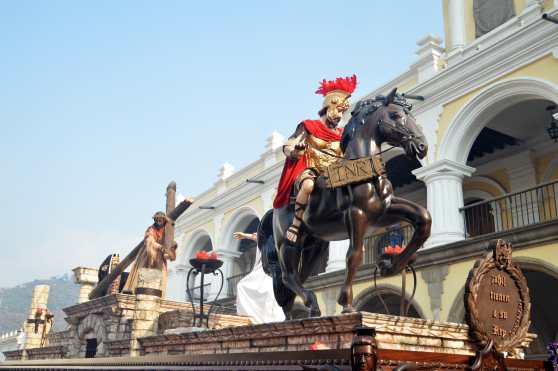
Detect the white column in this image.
<box><xmin>448</xmin><ymin>0</ymin><xmax>466</xmax><ymax>52</ymax></box>
<box><xmin>413</xmin><ymin>160</ymin><xmax>475</xmax><ymax>248</ymax></box>
<box><xmin>326</xmin><ymin>240</ymin><xmax>349</xmax><ymax>273</ymax></box>
<box><xmin>214</xmin><ymin>249</ymin><xmax>241</xmax><ymax>299</ymax></box>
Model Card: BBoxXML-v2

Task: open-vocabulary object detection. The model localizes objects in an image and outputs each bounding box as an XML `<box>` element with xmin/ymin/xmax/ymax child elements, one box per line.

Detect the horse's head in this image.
<box><xmin>342</xmin><ymin>88</ymin><xmax>427</xmax><ymax>160</ymax></box>
<box><xmin>375</xmin><ymin>89</ymin><xmax>428</xmax><ymax>159</ymax></box>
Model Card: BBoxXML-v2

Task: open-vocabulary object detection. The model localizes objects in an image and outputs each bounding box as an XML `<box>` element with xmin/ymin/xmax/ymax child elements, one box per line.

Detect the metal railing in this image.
<box><xmin>363</xmin><ymin>224</ymin><xmax>414</xmax><ymax>265</ymax></box>
<box><xmin>460</xmin><ymin>180</ymin><xmax>558</xmax><ymax>238</ymax></box>
<box><xmin>227</xmin><ymin>272</ymin><xmax>248</xmax><ymax>298</ymax></box>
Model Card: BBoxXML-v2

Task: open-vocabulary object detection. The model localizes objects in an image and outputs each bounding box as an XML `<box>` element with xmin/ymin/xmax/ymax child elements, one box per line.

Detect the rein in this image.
<box><xmin>378</xmin><ymin>119</ymin><xmax>415</xmax><ymax>143</ymax></box>
<box><xmin>312</xmin><ymin>141</ymin><xmax>399</xmax><ymax>160</ymax></box>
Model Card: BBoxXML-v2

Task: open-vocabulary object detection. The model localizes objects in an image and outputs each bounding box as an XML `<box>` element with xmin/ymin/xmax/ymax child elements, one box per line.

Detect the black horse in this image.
<box><xmin>258</xmin><ymin>89</ymin><xmax>431</xmax><ymax>318</ymax></box>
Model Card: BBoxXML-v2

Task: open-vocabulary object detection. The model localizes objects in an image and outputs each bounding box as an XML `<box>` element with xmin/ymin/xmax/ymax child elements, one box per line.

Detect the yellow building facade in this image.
<box><xmin>170</xmin><ymin>0</ymin><xmax>558</xmax><ymax>359</ymax></box>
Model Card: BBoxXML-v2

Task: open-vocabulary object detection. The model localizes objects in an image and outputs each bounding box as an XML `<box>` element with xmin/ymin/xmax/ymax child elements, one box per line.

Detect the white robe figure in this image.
<box><xmin>236</xmin><ymin>247</ymin><xmax>285</xmax><ymax>323</ymax></box>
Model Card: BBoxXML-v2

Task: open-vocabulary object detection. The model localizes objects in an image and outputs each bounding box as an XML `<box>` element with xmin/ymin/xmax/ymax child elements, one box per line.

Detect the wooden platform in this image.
<box><xmin>0</xmin><ymin>348</ymin><xmax>549</xmax><ymax>370</ymax></box>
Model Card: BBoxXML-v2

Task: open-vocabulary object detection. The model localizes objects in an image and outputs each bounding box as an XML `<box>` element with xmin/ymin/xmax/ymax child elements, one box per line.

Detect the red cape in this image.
<box><xmin>273</xmin><ymin>120</ymin><xmax>342</xmax><ymax>208</ymax></box>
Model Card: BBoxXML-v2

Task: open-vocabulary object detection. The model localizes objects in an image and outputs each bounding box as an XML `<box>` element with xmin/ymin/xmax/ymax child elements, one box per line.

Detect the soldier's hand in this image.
<box><xmin>289</xmin><ymin>144</ymin><xmax>305</xmax><ymax>159</ymax></box>
<box><xmin>184</xmin><ymin>197</ymin><xmax>194</xmax><ymax>204</ymax></box>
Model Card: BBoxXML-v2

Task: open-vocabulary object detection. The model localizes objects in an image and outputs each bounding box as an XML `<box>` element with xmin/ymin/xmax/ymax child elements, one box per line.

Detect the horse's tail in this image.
<box><xmin>257</xmin><ymin>209</ymin><xmax>295</xmax><ymax>309</ymax></box>
<box><xmin>257</xmin><ymin>209</ymin><xmax>278</xmax><ymax>276</ymax></box>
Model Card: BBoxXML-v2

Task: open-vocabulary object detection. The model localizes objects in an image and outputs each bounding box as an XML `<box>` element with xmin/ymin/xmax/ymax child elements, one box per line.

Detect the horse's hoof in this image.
<box><xmin>305</xmin><ymin>291</ymin><xmax>321</xmax><ymax>318</ymax></box>
<box><xmin>309</xmin><ymin>307</ymin><xmax>321</xmax><ymax>318</ymax></box>
<box><xmin>341</xmin><ymin>305</ymin><xmax>356</xmax><ymax>314</ymax></box>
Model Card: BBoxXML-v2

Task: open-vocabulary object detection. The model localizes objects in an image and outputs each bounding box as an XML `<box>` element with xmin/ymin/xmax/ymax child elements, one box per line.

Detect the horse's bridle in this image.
<box><xmin>378</xmin><ymin>116</ymin><xmax>416</xmax><ymax>145</ymax></box>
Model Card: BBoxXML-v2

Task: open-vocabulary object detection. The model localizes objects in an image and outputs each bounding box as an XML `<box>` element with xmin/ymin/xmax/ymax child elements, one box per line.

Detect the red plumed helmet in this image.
<box><xmin>315</xmin><ymin>74</ymin><xmax>358</xmax><ymax>96</ymax></box>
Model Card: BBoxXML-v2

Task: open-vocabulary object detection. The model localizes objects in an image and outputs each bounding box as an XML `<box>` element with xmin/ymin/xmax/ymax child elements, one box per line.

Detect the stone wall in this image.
<box><xmin>158</xmin><ymin>310</ymin><xmax>252</xmax><ymax>333</ymax></box>
<box><xmin>0</xmin><ymin>330</ymin><xmax>24</xmax><ymax>361</ymax></box>
<box><xmin>138</xmin><ymin>312</ymin><xmax>535</xmax><ymax>357</ymax></box>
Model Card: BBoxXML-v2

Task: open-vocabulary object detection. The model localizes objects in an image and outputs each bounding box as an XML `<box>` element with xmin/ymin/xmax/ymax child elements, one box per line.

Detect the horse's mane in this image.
<box><xmin>341</xmin><ymin>98</ymin><xmax>382</xmax><ymax>152</ymax></box>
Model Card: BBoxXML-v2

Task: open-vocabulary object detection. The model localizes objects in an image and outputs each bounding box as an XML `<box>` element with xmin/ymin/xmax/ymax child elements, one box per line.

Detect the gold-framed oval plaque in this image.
<box><xmin>465</xmin><ymin>239</ymin><xmax>531</xmax><ymax>353</ymax></box>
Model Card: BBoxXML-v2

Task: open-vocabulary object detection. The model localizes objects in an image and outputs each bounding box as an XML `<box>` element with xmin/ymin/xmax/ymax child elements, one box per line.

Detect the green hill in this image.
<box><xmin>0</xmin><ymin>274</ymin><xmax>80</xmax><ymax>333</ymax></box>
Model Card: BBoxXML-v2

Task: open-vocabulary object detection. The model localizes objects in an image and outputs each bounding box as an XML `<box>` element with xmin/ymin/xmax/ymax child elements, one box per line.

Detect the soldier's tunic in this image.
<box><xmin>273</xmin><ymin>119</ymin><xmax>343</xmax><ymax>208</ymax></box>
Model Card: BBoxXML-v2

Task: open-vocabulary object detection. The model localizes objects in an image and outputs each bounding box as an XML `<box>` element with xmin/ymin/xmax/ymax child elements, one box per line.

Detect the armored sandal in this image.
<box><xmin>286</xmin><ymin>202</ymin><xmax>307</xmax><ymax>244</ymax></box>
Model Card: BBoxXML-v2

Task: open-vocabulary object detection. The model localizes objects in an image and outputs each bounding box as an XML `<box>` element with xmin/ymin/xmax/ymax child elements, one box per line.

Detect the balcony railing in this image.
<box><xmin>363</xmin><ymin>224</ymin><xmax>414</xmax><ymax>265</ymax></box>
<box><xmin>227</xmin><ymin>272</ymin><xmax>248</xmax><ymax>298</ymax></box>
<box><xmin>460</xmin><ymin>180</ymin><xmax>558</xmax><ymax>238</ymax></box>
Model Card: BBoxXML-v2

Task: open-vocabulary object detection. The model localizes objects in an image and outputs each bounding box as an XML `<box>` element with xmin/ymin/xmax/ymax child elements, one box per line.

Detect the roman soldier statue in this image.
<box><xmin>273</xmin><ymin>75</ymin><xmax>357</xmax><ymax>243</ymax></box>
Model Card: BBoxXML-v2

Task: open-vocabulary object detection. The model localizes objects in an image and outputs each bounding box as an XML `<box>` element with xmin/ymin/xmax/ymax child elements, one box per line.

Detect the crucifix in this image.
<box><xmin>88</xmin><ymin>181</ymin><xmax>193</xmax><ymax>300</ymax></box>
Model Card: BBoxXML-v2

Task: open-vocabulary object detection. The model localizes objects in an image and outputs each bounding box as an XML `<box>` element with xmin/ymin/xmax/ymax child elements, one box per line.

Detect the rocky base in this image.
<box><xmin>138</xmin><ymin>312</ymin><xmax>534</xmax><ymax>357</ymax></box>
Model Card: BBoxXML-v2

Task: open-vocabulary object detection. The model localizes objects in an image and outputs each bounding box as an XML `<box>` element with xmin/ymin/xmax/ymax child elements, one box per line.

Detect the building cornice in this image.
<box><xmin>409</xmin><ymin>8</ymin><xmax>558</xmax><ymax>114</ymax></box>
<box><xmin>175</xmin><ymin>156</ymin><xmax>283</xmax><ymax>232</ymax></box>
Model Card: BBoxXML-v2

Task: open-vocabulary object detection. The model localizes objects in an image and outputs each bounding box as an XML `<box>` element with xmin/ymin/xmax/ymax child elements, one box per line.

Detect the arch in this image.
<box><xmin>221</xmin><ymin>206</ymin><xmax>261</xmax><ymax>253</ymax></box>
<box><xmin>221</xmin><ymin>207</ymin><xmax>261</xmax><ymax>277</ymax></box>
<box><xmin>439</xmin><ymin>77</ymin><xmax>558</xmax><ymax>165</ymax></box>
<box><xmin>76</xmin><ymin>314</ymin><xmax>106</xmax><ymax>357</ymax></box>
<box><xmin>353</xmin><ymin>284</ymin><xmax>425</xmax><ymax>319</ymax></box>
<box><xmin>181</xmin><ymin>228</ymin><xmax>213</xmax><ymax>265</ymax></box>
<box><xmin>446</xmin><ymin>285</ymin><xmax>466</xmax><ymax>324</ymax></box>
<box><xmin>515</xmin><ymin>258</ymin><xmax>558</xmax><ymax>355</ymax></box>
<box><xmin>464</xmin><ymin>175</ymin><xmax>507</xmax><ymax>197</ymax></box>
<box><xmin>463</xmin><ymin>186</ymin><xmax>507</xmax><ymax>235</ymax></box>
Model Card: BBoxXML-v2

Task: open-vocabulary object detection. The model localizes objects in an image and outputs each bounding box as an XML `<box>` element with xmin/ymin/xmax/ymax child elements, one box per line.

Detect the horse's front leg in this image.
<box><xmin>337</xmin><ymin>206</ymin><xmax>368</xmax><ymax>313</ymax></box>
<box><xmin>378</xmin><ymin>196</ymin><xmax>432</xmax><ymax>275</ymax></box>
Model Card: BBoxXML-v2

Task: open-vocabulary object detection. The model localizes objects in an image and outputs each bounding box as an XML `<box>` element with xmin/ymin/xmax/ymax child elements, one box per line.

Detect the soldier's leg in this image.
<box><xmin>286</xmin><ymin>177</ymin><xmax>314</xmax><ymax>243</ymax></box>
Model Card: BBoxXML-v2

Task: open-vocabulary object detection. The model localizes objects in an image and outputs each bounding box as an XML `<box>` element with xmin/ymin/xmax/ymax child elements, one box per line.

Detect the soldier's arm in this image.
<box><xmin>283</xmin><ymin>122</ymin><xmax>307</xmax><ymax>159</ymax></box>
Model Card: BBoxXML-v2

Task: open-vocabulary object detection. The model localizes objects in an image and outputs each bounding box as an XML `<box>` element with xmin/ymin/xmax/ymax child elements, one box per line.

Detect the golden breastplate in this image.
<box><xmin>305</xmin><ymin>134</ymin><xmax>342</xmax><ymax>173</ymax></box>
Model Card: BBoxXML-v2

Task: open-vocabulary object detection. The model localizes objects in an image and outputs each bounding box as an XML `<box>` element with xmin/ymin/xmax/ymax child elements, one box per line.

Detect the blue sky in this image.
<box><xmin>0</xmin><ymin>1</ymin><xmax>443</xmax><ymax>287</ymax></box>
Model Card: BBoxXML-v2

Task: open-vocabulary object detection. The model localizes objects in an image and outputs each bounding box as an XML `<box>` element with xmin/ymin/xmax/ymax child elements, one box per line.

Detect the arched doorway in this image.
<box><xmin>184</xmin><ymin>231</ymin><xmax>214</xmax><ymax>302</ymax></box>
<box><xmin>522</xmin><ymin>268</ymin><xmax>558</xmax><ymax>357</ymax></box>
<box><xmin>463</xmin><ymin>197</ymin><xmax>495</xmax><ymax>237</ymax></box>
<box><xmin>354</xmin><ymin>286</ymin><xmax>423</xmax><ymax>318</ymax></box>
<box><xmin>222</xmin><ymin>208</ymin><xmax>261</xmax><ymax>298</ymax></box>
<box><xmin>440</xmin><ymin>78</ymin><xmax>558</xmax><ymax>239</ymax></box>
<box><xmin>231</xmin><ymin>217</ymin><xmax>259</xmax><ymax>276</ymax></box>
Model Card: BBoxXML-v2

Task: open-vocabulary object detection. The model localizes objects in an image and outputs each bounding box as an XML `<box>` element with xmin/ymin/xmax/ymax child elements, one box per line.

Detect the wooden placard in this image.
<box><xmin>465</xmin><ymin>239</ymin><xmax>531</xmax><ymax>354</ymax></box>
<box><xmin>326</xmin><ymin>157</ymin><xmax>375</xmax><ymax>188</ymax></box>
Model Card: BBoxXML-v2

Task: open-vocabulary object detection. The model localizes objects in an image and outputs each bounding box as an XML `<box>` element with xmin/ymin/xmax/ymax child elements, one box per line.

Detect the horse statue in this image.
<box><xmin>258</xmin><ymin>89</ymin><xmax>431</xmax><ymax>319</ymax></box>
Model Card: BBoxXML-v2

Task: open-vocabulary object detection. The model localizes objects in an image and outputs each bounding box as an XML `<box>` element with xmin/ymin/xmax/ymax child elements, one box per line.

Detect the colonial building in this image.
<box><xmin>167</xmin><ymin>0</ymin><xmax>558</xmax><ymax>359</ymax></box>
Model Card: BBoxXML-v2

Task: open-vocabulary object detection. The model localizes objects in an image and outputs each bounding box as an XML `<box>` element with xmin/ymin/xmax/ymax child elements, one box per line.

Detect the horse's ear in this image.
<box><xmin>385</xmin><ymin>88</ymin><xmax>397</xmax><ymax>106</ymax></box>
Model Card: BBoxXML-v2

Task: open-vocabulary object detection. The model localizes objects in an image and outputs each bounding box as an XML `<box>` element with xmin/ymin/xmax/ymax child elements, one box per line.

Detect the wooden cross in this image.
<box><xmin>89</xmin><ymin>181</ymin><xmax>192</xmax><ymax>300</ymax></box>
